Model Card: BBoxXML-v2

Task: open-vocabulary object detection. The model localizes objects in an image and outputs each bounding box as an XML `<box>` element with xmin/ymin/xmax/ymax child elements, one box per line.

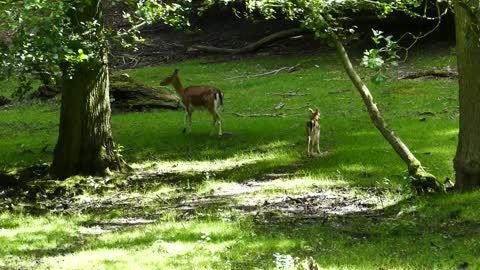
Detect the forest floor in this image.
<box><xmin>0</xmin><ymin>35</ymin><xmax>479</xmax><ymax>269</ymax></box>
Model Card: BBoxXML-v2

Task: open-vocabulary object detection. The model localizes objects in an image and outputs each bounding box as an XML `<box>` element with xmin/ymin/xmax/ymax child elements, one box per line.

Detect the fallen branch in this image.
<box><xmin>270</xmin><ymin>89</ymin><xmax>308</xmax><ymax>97</ymax></box>
<box><xmin>227</xmin><ymin>64</ymin><xmax>300</xmax><ymax>80</ymax></box>
<box><xmin>190</xmin><ymin>28</ymin><xmax>305</xmax><ymax>55</ymax></box>
<box><xmin>398</xmin><ymin>69</ymin><xmax>458</xmax><ymax>80</ymax></box>
<box><xmin>328</xmin><ymin>89</ymin><xmax>351</xmax><ymax>94</ymax></box>
<box><xmin>232</xmin><ymin>112</ymin><xmax>285</xmax><ymax>118</ymax></box>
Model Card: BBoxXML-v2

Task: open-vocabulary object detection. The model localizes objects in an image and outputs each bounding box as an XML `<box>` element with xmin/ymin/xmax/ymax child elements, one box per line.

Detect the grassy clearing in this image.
<box><xmin>1</xmin><ymin>47</ymin><xmax>479</xmax><ymax>269</ymax></box>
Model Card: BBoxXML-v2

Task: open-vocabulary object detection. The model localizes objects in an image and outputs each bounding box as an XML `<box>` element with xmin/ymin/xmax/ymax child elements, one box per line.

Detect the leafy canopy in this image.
<box><xmin>0</xmin><ymin>0</ymin><xmax>446</xmax><ymax>83</ymax></box>
<box><xmin>0</xmin><ymin>0</ymin><xmax>186</xmax><ymax>81</ymax></box>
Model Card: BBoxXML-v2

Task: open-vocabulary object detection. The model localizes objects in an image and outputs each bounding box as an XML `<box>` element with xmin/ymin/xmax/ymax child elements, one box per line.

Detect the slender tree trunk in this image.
<box><xmin>453</xmin><ymin>0</ymin><xmax>480</xmax><ymax>191</ymax></box>
<box><xmin>331</xmin><ymin>34</ymin><xmax>443</xmax><ymax>192</ymax></box>
<box><xmin>50</xmin><ymin>1</ymin><xmax>124</xmax><ymax>179</ymax></box>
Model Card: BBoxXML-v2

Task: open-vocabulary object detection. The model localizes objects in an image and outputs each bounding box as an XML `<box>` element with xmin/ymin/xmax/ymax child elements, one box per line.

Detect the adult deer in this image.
<box><xmin>306</xmin><ymin>108</ymin><xmax>320</xmax><ymax>157</ymax></box>
<box><xmin>161</xmin><ymin>69</ymin><xmax>224</xmax><ymax>136</ymax></box>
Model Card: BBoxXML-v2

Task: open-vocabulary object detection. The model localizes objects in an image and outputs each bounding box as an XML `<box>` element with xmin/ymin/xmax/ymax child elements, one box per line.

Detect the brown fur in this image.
<box><xmin>307</xmin><ymin>108</ymin><xmax>320</xmax><ymax>157</ymax></box>
<box><xmin>161</xmin><ymin>69</ymin><xmax>223</xmax><ymax>136</ymax></box>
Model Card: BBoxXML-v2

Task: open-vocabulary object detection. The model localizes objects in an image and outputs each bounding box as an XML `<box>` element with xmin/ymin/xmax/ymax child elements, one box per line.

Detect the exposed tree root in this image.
<box><xmin>409</xmin><ymin>163</ymin><xmax>445</xmax><ymax>193</ymax></box>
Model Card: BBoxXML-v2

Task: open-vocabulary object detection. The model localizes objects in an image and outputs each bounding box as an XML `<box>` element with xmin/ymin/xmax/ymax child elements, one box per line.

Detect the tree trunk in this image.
<box><xmin>331</xmin><ymin>34</ymin><xmax>444</xmax><ymax>193</ymax></box>
<box><xmin>50</xmin><ymin>1</ymin><xmax>124</xmax><ymax>179</ymax></box>
<box><xmin>453</xmin><ymin>0</ymin><xmax>480</xmax><ymax>191</ymax></box>
<box><xmin>51</xmin><ymin>57</ymin><xmax>123</xmax><ymax>179</ymax></box>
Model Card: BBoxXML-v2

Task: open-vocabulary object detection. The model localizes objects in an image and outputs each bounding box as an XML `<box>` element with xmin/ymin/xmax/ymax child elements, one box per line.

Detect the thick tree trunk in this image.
<box><xmin>51</xmin><ymin>1</ymin><xmax>124</xmax><ymax>179</ymax></box>
<box><xmin>51</xmin><ymin>57</ymin><xmax>122</xmax><ymax>179</ymax></box>
<box><xmin>453</xmin><ymin>0</ymin><xmax>480</xmax><ymax>191</ymax></box>
<box><xmin>331</xmin><ymin>34</ymin><xmax>443</xmax><ymax>192</ymax></box>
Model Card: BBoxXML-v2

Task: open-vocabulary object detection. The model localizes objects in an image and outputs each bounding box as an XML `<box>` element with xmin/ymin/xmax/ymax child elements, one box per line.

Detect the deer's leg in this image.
<box><xmin>307</xmin><ymin>136</ymin><xmax>312</xmax><ymax>157</ymax></box>
<box><xmin>187</xmin><ymin>110</ymin><xmax>192</xmax><ymax>134</ymax></box>
<box><xmin>183</xmin><ymin>111</ymin><xmax>188</xmax><ymax>133</ymax></box>
<box><xmin>183</xmin><ymin>107</ymin><xmax>192</xmax><ymax>134</ymax></box>
<box><xmin>215</xmin><ymin>112</ymin><xmax>222</xmax><ymax>136</ymax></box>
<box><xmin>209</xmin><ymin>107</ymin><xmax>222</xmax><ymax>136</ymax></box>
<box><xmin>316</xmin><ymin>132</ymin><xmax>320</xmax><ymax>154</ymax></box>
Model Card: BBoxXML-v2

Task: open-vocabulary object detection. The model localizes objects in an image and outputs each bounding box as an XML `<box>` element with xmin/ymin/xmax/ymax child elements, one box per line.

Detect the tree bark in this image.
<box><xmin>51</xmin><ymin>1</ymin><xmax>124</xmax><ymax>179</ymax></box>
<box><xmin>331</xmin><ymin>34</ymin><xmax>444</xmax><ymax>192</ymax></box>
<box><xmin>453</xmin><ymin>0</ymin><xmax>480</xmax><ymax>191</ymax></box>
<box><xmin>51</xmin><ymin>57</ymin><xmax>123</xmax><ymax>179</ymax></box>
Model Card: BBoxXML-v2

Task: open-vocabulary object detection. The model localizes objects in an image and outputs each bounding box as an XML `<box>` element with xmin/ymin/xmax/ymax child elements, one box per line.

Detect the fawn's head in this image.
<box><xmin>160</xmin><ymin>68</ymin><xmax>179</xmax><ymax>86</ymax></box>
<box><xmin>309</xmin><ymin>108</ymin><xmax>320</xmax><ymax>121</ymax></box>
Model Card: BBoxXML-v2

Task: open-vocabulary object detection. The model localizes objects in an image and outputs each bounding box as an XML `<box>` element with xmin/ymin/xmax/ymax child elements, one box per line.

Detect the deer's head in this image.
<box><xmin>309</xmin><ymin>108</ymin><xmax>320</xmax><ymax>121</ymax></box>
<box><xmin>160</xmin><ymin>68</ymin><xmax>179</xmax><ymax>86</ymax></box>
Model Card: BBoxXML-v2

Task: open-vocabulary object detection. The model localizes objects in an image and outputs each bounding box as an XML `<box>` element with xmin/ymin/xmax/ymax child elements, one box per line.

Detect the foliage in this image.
<box><xmin>361</xmin><ymin>29</ymin><xmax>400</xmax><ymax>84</ymax></box>
<box><xmin>0</xmin><ymin>0</ymin><xmax>107</xmax><ymax>94</ymax></box>
<box><xmin>0</xmin><ymin>0</ymin><xmax>189</xmax><ymax>86</ymax></box>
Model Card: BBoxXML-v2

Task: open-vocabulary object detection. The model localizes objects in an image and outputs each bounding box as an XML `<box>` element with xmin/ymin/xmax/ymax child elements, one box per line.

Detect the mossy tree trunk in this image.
<box><xmin>331</xmin><ymin>34</ymin><xmax>443</xmax><ymax>192</ymax></box>
<box><xmin>51</xmin><ymin>1</ymin><xmax>123</xmax><ymax>179</ymax></box>
<box><xmin>453</xmin><ymin>0</ymin><xmax>480</xmax><ymax>191</ymax></box>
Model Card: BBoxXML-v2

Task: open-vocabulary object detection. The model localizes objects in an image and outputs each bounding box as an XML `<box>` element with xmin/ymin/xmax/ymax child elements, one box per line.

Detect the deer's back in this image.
<box><xmin>184</xmin><ymin>85</ymin><xmax>222</xmax><ymax>106</ymax></box>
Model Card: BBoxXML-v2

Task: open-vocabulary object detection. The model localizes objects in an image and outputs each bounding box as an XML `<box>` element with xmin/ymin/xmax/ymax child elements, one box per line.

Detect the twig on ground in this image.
<box><xmin>398</xmin><ymin>69</ymin><xmax>458</xmax><ymax>80</ymax></box>
<box><xmin>226</xmin><ymin>64</ymin><xmax>300</xmax><ymax>80</ymax></box>
<box><xmin>270</xmin><ymin>90</ymin><xmax>308</xmax><ymax>97</ymax></box>
<box><xmin>328</xmin><ymin>89</ymin><xmax>352</xmax><ymax>94</ymax></box>
<box><xmin>232</xmin><ymin>112</ymin><xmax>285</xmax><ymax>118</ymax></box>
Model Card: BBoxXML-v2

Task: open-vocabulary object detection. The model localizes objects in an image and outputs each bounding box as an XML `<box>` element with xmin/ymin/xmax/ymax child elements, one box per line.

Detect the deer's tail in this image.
<box><xmin>218</xmin><ymin>90</ymin><xmax>224</xmax><ymax>107</ymax></box>
<box><xmin>214</xmin><ymin>90</ymin><xmax>224</xmax><ymax>110</ymax></box>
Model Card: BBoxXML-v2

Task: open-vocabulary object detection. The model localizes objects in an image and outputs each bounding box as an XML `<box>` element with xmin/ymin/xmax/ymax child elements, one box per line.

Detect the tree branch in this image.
<box><xmin>190</xmin><ymin>28</ymin><xmax>305</xmax><ymax>55</ymax></box>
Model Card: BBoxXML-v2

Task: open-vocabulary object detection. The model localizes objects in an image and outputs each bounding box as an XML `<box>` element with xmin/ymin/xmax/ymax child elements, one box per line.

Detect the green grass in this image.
<box><xmin>1</xmin><ymin>47</ymin><xmax>479</xmax><ymax>270</ymax></box>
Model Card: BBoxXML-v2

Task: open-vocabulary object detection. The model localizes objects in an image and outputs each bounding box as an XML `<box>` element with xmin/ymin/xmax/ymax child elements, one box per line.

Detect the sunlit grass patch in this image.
<box><xmin>132</xmin><ymin>151</ymin><xmax>281</xmax><ymax>174</ymax></box>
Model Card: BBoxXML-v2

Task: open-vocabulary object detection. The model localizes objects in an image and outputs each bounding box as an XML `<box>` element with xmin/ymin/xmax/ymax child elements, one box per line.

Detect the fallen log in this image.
<box><xmin>107</xmin><ymin>74</ymin><xmax>180</xmax><ymax>111</ymax></box>
<box><xmin>25</xmin><ymin>74</ymin><xmax>180</xmax><ymax>112</ymax></box>
<box><xmin>398</xmin><ymin>69</ymin><xmax>458</xmax><ymax>80</ymax></box>
<box><xmin>190</xmin><ymin>28</ymin><xmax>305</xmax><ymax>55</ymax></box>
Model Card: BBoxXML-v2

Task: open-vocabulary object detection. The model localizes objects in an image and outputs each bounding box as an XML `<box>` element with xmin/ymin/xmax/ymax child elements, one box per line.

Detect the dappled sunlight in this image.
<box><xmin>0</xmin><ymin>217</ymin><xmax>75</xmax><ymax>239</ymax></box>
<box><xmin>198</xmin><ymin>176</ymin><xmax>347</xmax><ymax>198</ymax></box>
<box><xmin>131</xmin><ymin>146</ymin><xmax>287</xmax><ymax>174</ymax></box>
<box><xmin>44</xmin><ymin>221</ymin><xmax>246</xmax><ymax>269</ymax></box>
<box><xmin>432</xmin><ymin>128</ymin><xmax>458</xmax><ymax>137</ymax></box>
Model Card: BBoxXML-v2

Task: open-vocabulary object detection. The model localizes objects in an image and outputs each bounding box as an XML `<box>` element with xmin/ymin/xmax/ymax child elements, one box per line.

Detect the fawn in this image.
<box><xmin>306</xmin><ymin>108</ymin><xmax>320</xmax><ymax>157</ymax></box>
